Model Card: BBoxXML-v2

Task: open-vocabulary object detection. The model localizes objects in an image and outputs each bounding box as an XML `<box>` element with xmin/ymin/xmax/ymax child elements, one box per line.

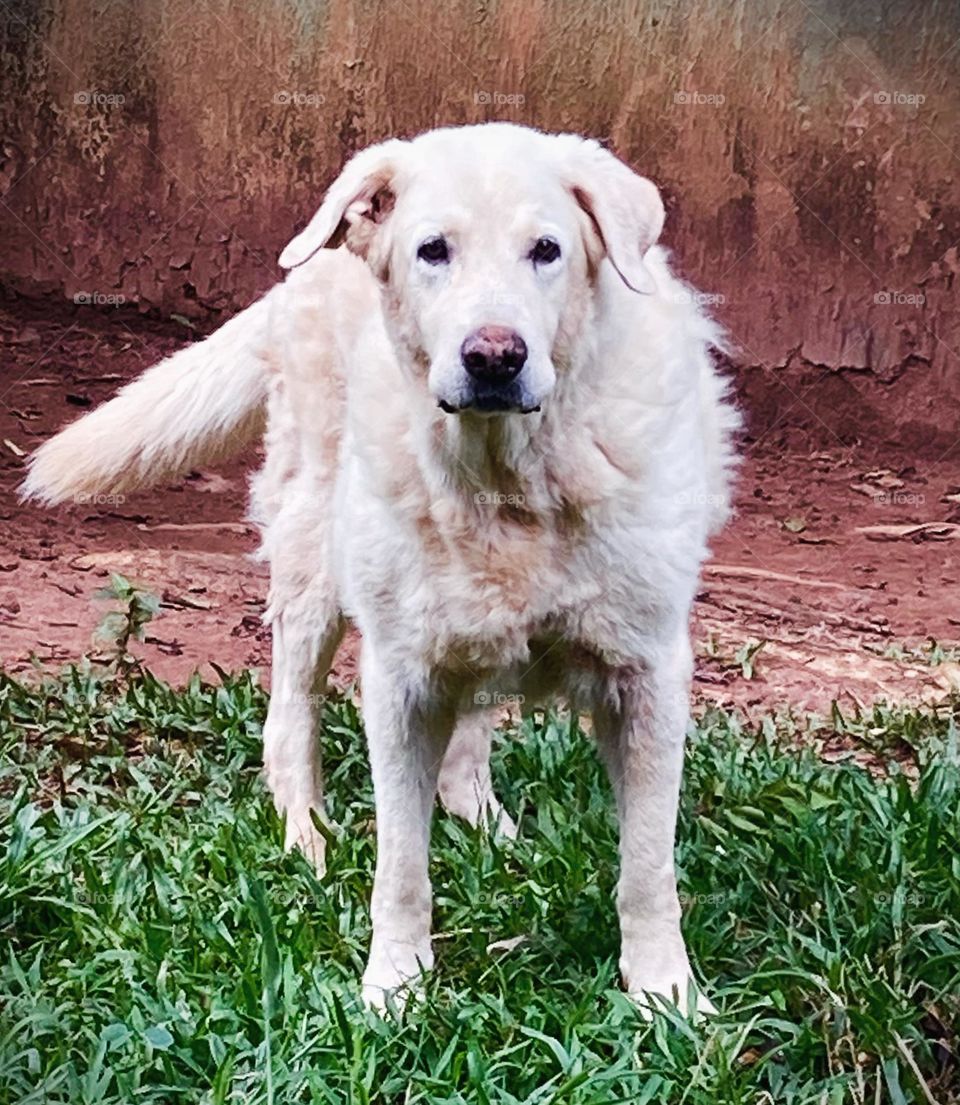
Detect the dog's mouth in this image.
<box><xmin>438</xmin><ymin>398</ymin><xmax>541</xmax><ymax>415</ymax></box>
<box><xmin>438</xmin><ymin>384</ymin><xmax>541</xmax><ymax>416</ymax></box>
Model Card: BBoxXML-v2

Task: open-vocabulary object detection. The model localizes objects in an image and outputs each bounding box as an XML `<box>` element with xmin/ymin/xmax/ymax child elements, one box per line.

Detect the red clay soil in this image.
<box><xmin>2</xmin><ymin>300</ymin><xmax>959</xmax><ymax>717</ymax></box>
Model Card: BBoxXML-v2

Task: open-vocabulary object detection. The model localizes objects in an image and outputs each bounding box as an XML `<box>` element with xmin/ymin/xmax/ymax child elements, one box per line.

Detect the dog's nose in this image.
<box><xmin>460</xmin><ymin>326</ymin><xmax>528</xmax><ymax>384</ymax></box>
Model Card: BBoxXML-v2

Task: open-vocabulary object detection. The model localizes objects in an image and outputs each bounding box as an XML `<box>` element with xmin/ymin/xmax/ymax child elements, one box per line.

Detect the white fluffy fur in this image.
<box><xmin>22</xmin><ymin>291</ymin><xmax>276</xmax><ymax>503</ymax></box>
<box><xmin>25</xmin><ymin>124</ymin><xmax>738</xmax><ymax>1016</ymax></box>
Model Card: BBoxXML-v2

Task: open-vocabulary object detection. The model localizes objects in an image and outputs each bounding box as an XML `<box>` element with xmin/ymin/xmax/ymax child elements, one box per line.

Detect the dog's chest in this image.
<box><xmin>345</xmin><ymin>504</ymin><xmax>576</xmax><ymax>665</ymax></box>
<box><xmin>407</xmin><ymin>505</ymin><xmax>677</xmax><ymax>671</ymax></box>
<box><xmin>343</xmin><ymin>469</ymin><xmax>698</xmax><ymax>672</ymax></box>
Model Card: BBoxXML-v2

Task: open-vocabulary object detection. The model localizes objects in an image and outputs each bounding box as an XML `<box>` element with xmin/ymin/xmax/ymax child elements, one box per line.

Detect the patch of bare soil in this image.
<box><xmin>2</xmin><ymin>300</ymin><xmax>958</xmax><ymax>715</ymax></box>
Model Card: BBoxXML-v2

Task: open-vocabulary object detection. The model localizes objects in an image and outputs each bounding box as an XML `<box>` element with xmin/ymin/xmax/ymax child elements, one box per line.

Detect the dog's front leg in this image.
<box><xmin>360</xmin><ymin>648</ymin><xmax>457</xmax><ymax>1009</ymax></box>
<box><xmin>593</xmin><ymin>636</ymin><xmax>714</xmax><ymax>1016</ymax></box>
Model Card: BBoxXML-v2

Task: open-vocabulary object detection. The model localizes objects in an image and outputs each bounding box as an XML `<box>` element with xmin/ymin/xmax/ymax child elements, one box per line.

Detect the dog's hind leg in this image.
<box><xmin>438</xmin><ymin>712</ymin><xmax>517</xmax><ymax>838</ymax></box>
<box><xmin>262</xmin><ymin>597</ymin><xmax>343</xmax><ymax>876</ymax></box>
<box><xmin>257</xmin><ymin>451</ymin><xmax>344</xmax><ymax>876</ymax></box>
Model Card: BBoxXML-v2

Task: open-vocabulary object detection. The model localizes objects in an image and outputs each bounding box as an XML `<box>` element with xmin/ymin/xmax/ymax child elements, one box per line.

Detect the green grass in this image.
<box><xmin>1</xmin><ymin>666</ymin><xmax>958</xmax><ymax>1104</ymax></box>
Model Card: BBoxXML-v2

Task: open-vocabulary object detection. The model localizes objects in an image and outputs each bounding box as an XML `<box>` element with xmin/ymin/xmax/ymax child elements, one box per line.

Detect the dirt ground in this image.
<box><xmin>2</xmin><ymin>300</ymin><xmax>959</xmax><ymax>717</ymax></box>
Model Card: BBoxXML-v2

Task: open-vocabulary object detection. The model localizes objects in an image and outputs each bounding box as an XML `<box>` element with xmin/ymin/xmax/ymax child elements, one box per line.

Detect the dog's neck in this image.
<box><xmin>412</xmin><ymin>368</ymin><xmax>612</xmax><ymax>527</ymax></box>
<box><xmin>432</xmin><ymin>409</ymin><xmax>544</xmax><ymax>499</ymax></box>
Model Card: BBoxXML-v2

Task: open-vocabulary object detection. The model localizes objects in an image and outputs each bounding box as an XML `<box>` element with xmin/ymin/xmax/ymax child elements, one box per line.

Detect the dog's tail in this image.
<box><xmin>22</xmin><ymin>288</ymin><xmax>277</xmax><ymax>505</ymax></box>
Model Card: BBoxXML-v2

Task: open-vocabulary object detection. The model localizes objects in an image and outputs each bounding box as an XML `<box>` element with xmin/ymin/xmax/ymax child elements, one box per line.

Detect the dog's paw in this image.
<box><xmin>466</xmin><ymin>797</ymin><xmax>519</xmax><ymax>840</ymax></box>
<box><xmin>488</xmin><ymin>801</ymin><xmax>519</xmax><ymax>840</ymax></box>
<box><xmin>627</xmin><ymin>981</ymin><xmax>717</xmax><ymax>1019</ymax></box>
<box><xmin>439</xmin><ymin>782</ymin><xmax>518</xmax><ymax>840</ymax></box>
<box><xmin>360</xmin><ymin>978</ymin><xmax>418</xmax><ymax>1015</ymax></box>
<box><xmin>361</xmin><ymin>938</ymin><xmax>432</xmax><ymax>1013</ymax></box>
<box><xmin>622</xmin><ymin>951</ymin><xmax>715</xmax><ymax>1019</ymax></box>
<box><xmin>282</xmin><ymin>807</ymin><xmax>328</xmax><ymax>877</ymax></box>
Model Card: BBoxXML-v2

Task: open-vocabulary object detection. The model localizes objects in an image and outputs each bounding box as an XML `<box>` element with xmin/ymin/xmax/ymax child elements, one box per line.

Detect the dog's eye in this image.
<box><xmin>530</xmin><ymin>237</ymin><xmax>561</xmax><ymax>265</ymax></box>
<box><xmin>417</xmin><ymin>236</ymin><xmax>450</xmax><ymax>265</ymax></box>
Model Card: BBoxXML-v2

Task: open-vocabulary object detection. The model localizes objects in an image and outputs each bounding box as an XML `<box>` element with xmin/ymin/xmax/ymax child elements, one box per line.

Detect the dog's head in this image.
<box><xmin>279</xmin><ymin>124</ymin><xmax>664</xmax><ymax>416</ymax></box>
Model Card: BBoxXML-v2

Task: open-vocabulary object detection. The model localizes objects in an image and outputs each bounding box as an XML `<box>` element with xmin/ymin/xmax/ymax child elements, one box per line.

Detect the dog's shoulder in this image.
<box><xmin>275</xmin><ymin>247</ymin><xmax>379</xmax><ymax>343</ymax></box>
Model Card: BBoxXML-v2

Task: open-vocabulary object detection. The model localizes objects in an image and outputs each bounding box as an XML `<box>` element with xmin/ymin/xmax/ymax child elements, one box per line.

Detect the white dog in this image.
<box><xmin>25</xmin><ymin>123</ymin><xmax>738</xmax><ymax>1013</ymax></box>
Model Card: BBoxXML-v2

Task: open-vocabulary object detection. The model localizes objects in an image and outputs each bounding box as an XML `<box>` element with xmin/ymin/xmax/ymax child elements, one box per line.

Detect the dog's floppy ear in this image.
<box><xmin>278</xmin><ymin>139</ymin><xmax>407</xmax><ymax>270</ymax></box>
<box><xmin>560</xmin><ymin>139</ymin><xmax>665</xmax><ymax>294</ymax></box>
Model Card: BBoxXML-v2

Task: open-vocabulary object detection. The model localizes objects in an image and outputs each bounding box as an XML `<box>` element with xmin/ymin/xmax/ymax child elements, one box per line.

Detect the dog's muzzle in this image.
<box><xmin>439</xmin><ymin>326</ymin><xmax>540</xmax><ymax>414</ymax></box>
